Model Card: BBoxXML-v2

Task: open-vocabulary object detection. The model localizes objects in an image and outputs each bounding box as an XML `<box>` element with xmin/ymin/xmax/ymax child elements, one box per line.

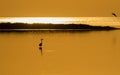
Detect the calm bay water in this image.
<box><xmin>0</xmin><ymin>30</ymin><xmax>120</xmax><ymax>75</ymax></box>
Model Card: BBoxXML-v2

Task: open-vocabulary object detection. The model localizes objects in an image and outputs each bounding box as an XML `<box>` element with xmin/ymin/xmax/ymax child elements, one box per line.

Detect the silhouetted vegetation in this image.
<box><xmin>0</xmin><ymin>22</ymin><xmax>118</xmax><ymax>31</ymax></box>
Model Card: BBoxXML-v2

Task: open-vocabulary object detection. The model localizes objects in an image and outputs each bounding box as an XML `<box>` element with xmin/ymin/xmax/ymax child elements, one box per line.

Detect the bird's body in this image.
<box><xmin>39</xmin><ymin>43</ymin><xmax>42</xmax><ymax>46</ymax></box>
<box><xmin>112</xmin><ymin>13</ymin><xmax>117</xmax><ymax>17</ymax></box>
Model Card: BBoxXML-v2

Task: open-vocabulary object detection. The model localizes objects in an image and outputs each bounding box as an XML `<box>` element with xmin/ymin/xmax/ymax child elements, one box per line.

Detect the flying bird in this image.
<box><xmin>112</xmin><ymin>13</ymin><xmax>117</xmax><ymax>17</ymax></box>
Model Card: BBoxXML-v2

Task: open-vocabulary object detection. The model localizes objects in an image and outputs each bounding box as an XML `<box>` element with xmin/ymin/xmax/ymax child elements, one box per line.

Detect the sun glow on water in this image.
<box><xmin>0</xmin><ymin>17</ymin><xmax>74</xmax><ymax>24</ymax></box>
<box><xmin>0</xmin><ymin>17</ymin><xmax>120</xmax><ymax>27</ymax></box>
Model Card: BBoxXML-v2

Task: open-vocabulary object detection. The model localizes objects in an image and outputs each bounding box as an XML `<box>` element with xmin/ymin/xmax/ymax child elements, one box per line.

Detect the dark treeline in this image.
<box><xmin>0</xmin><ymin>22</ymin><xmax>117</xmax><ymax>30</ymax></box>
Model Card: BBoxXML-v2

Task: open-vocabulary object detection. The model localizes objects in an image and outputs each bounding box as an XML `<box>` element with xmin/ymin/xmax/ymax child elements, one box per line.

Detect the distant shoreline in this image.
<box><xmin>0</xmin><ymin>22</ymin><xmax>118</xmax><ymax>32</ymax></box>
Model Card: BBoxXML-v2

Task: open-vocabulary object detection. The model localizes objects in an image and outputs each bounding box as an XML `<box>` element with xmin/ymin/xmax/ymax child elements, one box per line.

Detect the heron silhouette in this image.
<box><xmin>39</xmin><ymin>39</ymin><xmax>43</xmax><ymax>46</ymax></box>
<box><xmin>39</xmin><ymin>39</ymin><xmax>43</xmax><ymax>54</ymax></box>
<box><xmin>112</xmin><ymin>13</ymin><xmax>117</xmax><ymax>17</ymax></box>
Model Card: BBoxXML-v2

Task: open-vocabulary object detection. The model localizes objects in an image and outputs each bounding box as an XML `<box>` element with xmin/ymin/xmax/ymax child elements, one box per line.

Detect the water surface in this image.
<box><xmin>0</xmin><ymin>30</ymin><xmax>120</xmax><ymax>75</ymax></box>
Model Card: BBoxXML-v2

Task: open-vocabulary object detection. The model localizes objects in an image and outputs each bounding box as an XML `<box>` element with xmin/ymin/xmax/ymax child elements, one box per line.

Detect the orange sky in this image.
<box><xmin>0</xmin><ymin>0</ymin><xmax>120</xmax><ymax>17</ymax></box>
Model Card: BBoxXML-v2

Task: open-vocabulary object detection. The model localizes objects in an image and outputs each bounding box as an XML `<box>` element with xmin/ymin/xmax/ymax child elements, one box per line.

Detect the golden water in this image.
<box><xmin>0</xmin><ymin>30</ymin><xmax>120</xmax><ymax>75</ymax></box>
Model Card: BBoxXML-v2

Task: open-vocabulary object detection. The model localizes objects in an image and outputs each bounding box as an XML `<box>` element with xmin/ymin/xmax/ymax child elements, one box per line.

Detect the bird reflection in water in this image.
<box><xmin>39</xmin><ymin>46</ymin><xmax>43</xmax><ymax>54</ymax></box>
<box><xmin>39</xmin><ymin>39</ymin><xmax>43</xmax><ymax>54</ymax></box>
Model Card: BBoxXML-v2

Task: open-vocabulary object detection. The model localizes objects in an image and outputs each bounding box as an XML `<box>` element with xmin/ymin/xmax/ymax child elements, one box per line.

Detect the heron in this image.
<box><xmin>112</xmin><ymin>13</ymin><xmax>117</xmax><ymax>17</ymax></box>
<box><xmin>39</xmin><ymin>39</ymin><xmax>43</xmax><ymax>46</ymax></box>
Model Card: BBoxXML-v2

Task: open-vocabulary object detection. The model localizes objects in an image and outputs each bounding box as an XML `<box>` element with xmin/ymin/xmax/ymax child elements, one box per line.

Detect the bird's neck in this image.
<box><xmin>41</xmin><ymin>40</ymin><xmax>43</xmax><ymax>43</ymax></box>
